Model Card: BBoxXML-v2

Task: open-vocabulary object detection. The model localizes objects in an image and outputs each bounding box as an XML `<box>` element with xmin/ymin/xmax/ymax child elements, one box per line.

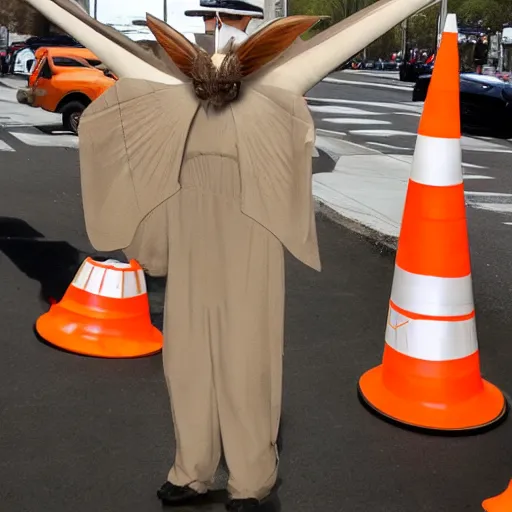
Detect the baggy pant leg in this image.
<box><xmin>211</xmin><ymin>224</ymin><xmax>286</xmax><ymax>501</ymax></box>
<box><xmin>163</xmin><ymin>276</ymin><xmax>222</xmax><ymax>493</ymax></box>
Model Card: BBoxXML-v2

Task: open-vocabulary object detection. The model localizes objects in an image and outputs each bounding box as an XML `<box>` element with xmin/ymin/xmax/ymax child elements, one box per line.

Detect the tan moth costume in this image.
<box><xmin>22</xmin><ymin>0</ymin><xmax>437</xmax><ymax>509</ymax></box>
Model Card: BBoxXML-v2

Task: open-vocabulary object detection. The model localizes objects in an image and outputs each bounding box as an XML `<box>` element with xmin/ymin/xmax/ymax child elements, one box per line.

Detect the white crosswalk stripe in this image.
<box><xmin>307</xmin><ymin>93</ymin><xmax>512</xmax><ymax>230</ymax></box>
<box><xmin>0</xmin><ymin>140</ymin><xmax>15</xmax><ymax>152</ymax></box>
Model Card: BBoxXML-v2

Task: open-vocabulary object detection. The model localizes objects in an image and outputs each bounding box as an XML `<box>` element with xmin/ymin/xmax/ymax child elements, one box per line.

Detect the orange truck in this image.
<box><xmin>17</xmin><ymin>46</ymin><xmax>116</xmax><ymax>134</ymax></box>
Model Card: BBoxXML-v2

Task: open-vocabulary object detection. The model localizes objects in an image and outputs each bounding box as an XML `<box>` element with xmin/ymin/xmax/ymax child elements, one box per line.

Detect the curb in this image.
<box><xmin>314</xmin><ymin>198</ymin><xmax>398</xmax><ymax>255</ymax></box>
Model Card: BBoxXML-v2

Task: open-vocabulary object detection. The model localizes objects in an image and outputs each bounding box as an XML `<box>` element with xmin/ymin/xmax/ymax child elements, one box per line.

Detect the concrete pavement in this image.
<box><xmin>2</xmin><ymin>70</ymin><xmax>512</xmax><ymax>511</ymax></box>
<box><xmin>2</xmin><ymin>136</ymin><xmax>512</xmax><ymax>512</ymax></box>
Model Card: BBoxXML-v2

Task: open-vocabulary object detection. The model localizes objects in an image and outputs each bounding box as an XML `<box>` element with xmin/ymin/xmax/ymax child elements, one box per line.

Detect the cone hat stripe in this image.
<box><xmin>72</xmin><ymin>258</ymin><xmax>147</xmax><ymax>298</ymax></box>
<box><xmin>357</xmin><ymin>14</ymin><xmax>506</xmax><ymax>431</ymax></box>
<box><xmin>386</xmin><ymin>302</ymin><xmax>478</xmax><ymax>361</ymax></box>
<box><xmin>411</xmin><ymin>136</ymin><xmax>462</xmax><ymax>186</ymax></box>
<box><xmin>390</xmin><ymin>265</ymin><xmax>474</xmax><ymax>317</ymax></box>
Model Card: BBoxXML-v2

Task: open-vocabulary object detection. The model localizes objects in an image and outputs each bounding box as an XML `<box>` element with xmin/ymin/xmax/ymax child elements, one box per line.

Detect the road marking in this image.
<box><xmin>322</xmin><ymin>77</ymin><xmax>413</xmax><ymax>91</ymax></box>
<box><xmin>462</xmin><ymin>147</ymin><xmax>512</xmax><ymax>154</ymax></box>
<box><xmin>463</xmin><ymin>175</ymin><xmax>495</xmax><ymax>180</ymax></box>
<box><xmin>322</xmin><ymin>118</ymin><xmax>391</xmax><ymax>125</ymax></box>
<box><xmin>470</xmin><ymin>204</ymin><xmax>512</xmax><ymax>214</ymax></box>
<box><xmin>350</xmin><ymin>129</ymin><xmax>417</xmax><ymax>137</ymax></box>
<box><xmin>461</xmin><ymin>163</ymin><xmax>488</xmax><ymax>169</ymax></box>
<box><xmin>308</xmin><ymin>105</ymin><xmax>383</xmax><ymax>115</ymax></box>
<box><xmin>0</xmin><ymin>140</ymin><xmax>15</xmax><ymax>152</ymax></box>
<box><xmin>7</xmin><ymin>129</ymin><xmax>78</xmax><ymax>149</ymax></box>
<box><xmin>315</xmin><ymin>128</ymin><xmax>347</xmax><ymax>139</ymax></box>
<box><xmin>392</xmin><ymin>112</ymin><xmax>421</xmax><ymax>117</ymax></box>
<box><xmin>367</xmin><ymin>142</ymin><xmax>413</xmax><ymax>151</ymax></box>
<box><xmin>306</xmin><ymin>97</ymin><xmax>422</xmax><ymax>113</ymax></box>
<box><xmin>341</xmin><ymin>70</ymin><xmax>400</xmax><ymax>80</ymax></box>
<box><xmin>465</xmin><ymin>191</ymin><xmax>512</xmax><ymax>197</ymax></box>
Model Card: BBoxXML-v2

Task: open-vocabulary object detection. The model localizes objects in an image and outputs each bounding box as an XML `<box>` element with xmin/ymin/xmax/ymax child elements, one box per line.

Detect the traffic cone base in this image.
<box><xmin>36</xmin><ymin>258</ymin><xmax>163</xmax><ymax>358</ymax></box>
<box><xmin>359</xmin><ymin>345</ymin><xmax>507</xmax><ymax>431</ymax></box>
<box><xmin>482</xmin><ymin>480</ymin><xmax>512</xmax><ymax>511</ymax></box>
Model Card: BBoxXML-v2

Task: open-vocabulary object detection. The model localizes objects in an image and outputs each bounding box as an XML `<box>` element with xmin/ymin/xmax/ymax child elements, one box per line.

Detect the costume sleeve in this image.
<box><xmin>123</xmin><ymin>203</ymin><xmax>169</xmax><ymax>277</ymax></box>
<box><xmin>78</xmin><ymin>78</ymin><xmax>198</xmax><ymax>253</ymax></box>
<box><xmin>234</xmin><ymin>87</ymin><xmax>321</xmax><ymax>271</ymax></box>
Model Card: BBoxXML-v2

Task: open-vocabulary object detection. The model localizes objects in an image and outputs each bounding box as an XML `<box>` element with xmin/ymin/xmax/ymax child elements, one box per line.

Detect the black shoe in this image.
<box><xmin>226</xmin><ymin>498</ymin><xmax>262</xmax><ymax>511</ymax></box>
<box><xmin>157</xmin><ymin>481</ymin><xmax>201</xmax><ymax>504</ymax></box>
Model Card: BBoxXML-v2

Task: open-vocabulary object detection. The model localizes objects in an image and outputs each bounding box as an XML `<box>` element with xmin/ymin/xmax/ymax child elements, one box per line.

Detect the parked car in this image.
<box><xmin>413</xmin><ymin>72</ymin><xmax>512</xmax><ymax>136</ymax></box>
<box><xmin>399</xmin><ymin>60</ymin><xmax>434</xmax><ymax>82</ymax></box>
<box><xmin>17</xmin><ymin>46</ymin><xmax>116</xmax><ymax>134</ymax></box>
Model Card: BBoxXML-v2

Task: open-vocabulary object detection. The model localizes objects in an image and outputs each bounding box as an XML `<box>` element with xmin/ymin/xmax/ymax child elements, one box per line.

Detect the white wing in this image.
<box><xmin>20</xmin><ymin>0</ymin><xmax>182</xmax><ymax>84</ymax></box>
<box><xmin>254</xmin><ymin>0</ymin><xmax>439</xmax><ymax>95</ymax></box>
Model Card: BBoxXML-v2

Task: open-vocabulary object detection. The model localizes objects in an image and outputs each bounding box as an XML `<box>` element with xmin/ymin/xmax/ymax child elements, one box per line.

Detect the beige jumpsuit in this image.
<box><xmin>160</xmin><ymin>106</ymin><xmax>285</xmax><ymax>500</ymax></box>
<box><xmin>81</xmin><ymin>79</ymin><xmax>319</xmax><ymax>501</ymax></box>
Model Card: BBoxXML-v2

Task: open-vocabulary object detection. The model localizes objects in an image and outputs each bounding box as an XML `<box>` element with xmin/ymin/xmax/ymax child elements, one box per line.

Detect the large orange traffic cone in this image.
<box><xmin>482</xmin><ymin>480</ymin><xmax>512</xmax><ymax>511</ymax></box>
<box><xmin>36</xmin><ymin>257</ymin><xmax>162</xmax><ymax>358</ymax></box>
<box><xmin>358</xmin><ymin>14</ymin><xmax>506</xmax><ymax>431</ymax></box>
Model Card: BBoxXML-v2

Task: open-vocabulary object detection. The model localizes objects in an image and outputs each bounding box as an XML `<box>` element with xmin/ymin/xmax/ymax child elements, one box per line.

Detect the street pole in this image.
<box><xmin>438</xmin><ymin>0</ymin><xmax>448</xmax><ymax>47</ymax></box>
<box><xmin>401</xmin><ymin>18</ymin><xmax>408</xmax><ymax>59</ymax></box>
<box><xmin>163</xmin><ymin>0</ymin><xmax>168</xmax><ymax>23</ymax></box>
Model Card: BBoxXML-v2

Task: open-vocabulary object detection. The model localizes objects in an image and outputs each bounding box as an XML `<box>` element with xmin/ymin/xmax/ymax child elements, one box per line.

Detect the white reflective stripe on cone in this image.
<box><xmin>410</xmin><ymin>135</ymin><xmax>462</xmax><ymax>187</ymax></box>
<box><xmin>390</xmin><ymin>265</ymin><xmax>474</xmax><ymax>318</ymax></box>
<box><xmin>71</xmin><ymin>260</ymin><xmax>147</xmax><ymax>298</ymax></box>
<box><xmin>385</xmin><ymin>302</ymin><xmax>478</xmax><ymax>361</ymax></box>
<box><xmin>444</xmin><ymin>13</ymin><xmax>458</xmax><ymax>34</ymax></box>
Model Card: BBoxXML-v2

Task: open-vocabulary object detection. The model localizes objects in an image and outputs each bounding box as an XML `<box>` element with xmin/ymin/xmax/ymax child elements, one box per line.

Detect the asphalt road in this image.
<box><xmin>2</xmin><ymin>74</ymin><xmax>512</xmax><ymax>512</ymax></box>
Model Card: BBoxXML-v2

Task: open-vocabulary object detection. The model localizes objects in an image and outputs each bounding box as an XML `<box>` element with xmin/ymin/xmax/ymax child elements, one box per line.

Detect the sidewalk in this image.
<box><xmin>311</xmin><ymin>132</ymin><xmax>512</xmax><ymax>248</ymax></box>
<box><xmin>0</xmin><ymin>84</ymin><xmax>61</xmax><ymax>127</ymax></box>
<box><xmin>0</xmin><ymin>74</ymin><xmax>27</xmax><ymax>89</ymax></box>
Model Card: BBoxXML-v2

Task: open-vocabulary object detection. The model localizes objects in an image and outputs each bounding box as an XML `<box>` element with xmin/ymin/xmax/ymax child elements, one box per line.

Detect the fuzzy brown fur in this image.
<box><xmin>146</xmin><ymin>14</ymin><xmax>321</xmax><ymax>108</ymax></box>
<box><xmin>190</xmin><ymin>49</ymin><xmax>242</xmax><ymax>108</ymax></box>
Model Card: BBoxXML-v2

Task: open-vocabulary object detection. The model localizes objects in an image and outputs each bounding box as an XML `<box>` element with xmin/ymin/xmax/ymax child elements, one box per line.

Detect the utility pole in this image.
<box><xmin>264</xmin><ymin>0</ymin><xmax>277</xmax><ymax>21</ymax></box>
<box><xmin>401</xmin><ymin>18</ymin><xmax>408</xmax><ymax>58</ymax></box>
<box><xmin>163</xmin><ymin>0</ymin><xmax>168</xmax><ymax>22</ymax></box>
<box><xmin>438</xmin><ymin>0</ymin><xmax>448</xmax><ymax>47</ymax></box>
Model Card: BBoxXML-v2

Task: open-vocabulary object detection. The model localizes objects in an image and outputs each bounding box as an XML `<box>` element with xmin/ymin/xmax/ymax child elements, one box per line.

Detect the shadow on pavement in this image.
<box><xmin>0</xmin><ymin>217</ymin><xmax>85</xmax><ymax>305</ymax></box>
<box><xmin>0</xmin><ymin>216</ymin><xmax>166</xmax><ymax>330</ymax></box>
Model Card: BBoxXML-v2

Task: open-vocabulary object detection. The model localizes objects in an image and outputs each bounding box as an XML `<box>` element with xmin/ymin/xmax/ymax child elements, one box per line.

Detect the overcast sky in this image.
<box><xmin>91</xmin><ymin>0</ymin><xmax>205</xmax><ymax>32</ymax></box>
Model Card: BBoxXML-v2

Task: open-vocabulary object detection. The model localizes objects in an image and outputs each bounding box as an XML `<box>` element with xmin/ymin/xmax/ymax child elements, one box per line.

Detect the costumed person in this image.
<box><xmin>20</xmin><ymin>0</ymin><xmax>438</xmax><ymax>510</ymax></box>
<box><xmin>185</xmin><ymin>0</ymin><xmax>264</xmax><ymax>53</ymax></box>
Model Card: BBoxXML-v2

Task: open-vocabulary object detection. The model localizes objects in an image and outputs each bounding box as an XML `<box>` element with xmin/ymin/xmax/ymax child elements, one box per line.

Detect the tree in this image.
<box><xmin>0</xmin><ymin>0</ymin><xmax>49</xmax><ymax>35</ymax></box>
<box><xmin>0</xmin><ymin>0</ymin><xmax>89</xmax><ymax>38</ymax></box>
<box><xmin>450</xmin><ymin>0</ymin><xmax>512</xmax><ymax>31</ymax></box>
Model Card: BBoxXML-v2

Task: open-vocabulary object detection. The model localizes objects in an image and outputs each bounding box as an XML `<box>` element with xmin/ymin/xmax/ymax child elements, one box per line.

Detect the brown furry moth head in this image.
<box><xmin>190</xmin><ymin>46</ymin><xmax>242</xmax><ymax>108</ymax></box>
<box><xmin>146</xmin><ymin>14</ymin><xmax>321</xmax><ymax>108</ymax></box>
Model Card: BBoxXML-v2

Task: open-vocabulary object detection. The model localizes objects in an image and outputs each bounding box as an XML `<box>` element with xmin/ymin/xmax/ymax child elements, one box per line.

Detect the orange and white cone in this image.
<box><xmin>358</xmin><ymin>14</ymin><xmax>506</xmax><ymax>431</ymax></box>
<box><xmin>36</xmin><ymin>257</ymin><xmax>162</xmax><ymax>358</ymax></box>
<box><xmin>482</xmin><ymin>480</ymin><xmax>512</xmax><ymax>511</ymax></box>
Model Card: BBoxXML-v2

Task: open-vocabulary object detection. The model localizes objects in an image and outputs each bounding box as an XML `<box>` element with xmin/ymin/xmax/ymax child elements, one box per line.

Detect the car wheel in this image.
<box><xmin>62</xmin><ymin>101</ymin><xmax>86</xmax><ymax>135</ymax></box>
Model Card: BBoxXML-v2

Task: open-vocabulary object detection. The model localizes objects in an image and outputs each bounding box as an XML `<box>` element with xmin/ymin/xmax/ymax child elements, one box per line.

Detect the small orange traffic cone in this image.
<box><xmin>358</xmin><ymin>14</ymin><xmax>506</xmax><ymax>431</ymax></box>
<box><xmin>482</xmin><ymin>480</ymin><xmax>512</xmax><ymax>511</ymax></box>
<box><xmin>36</xmin><ymin>257</ymin><xmax>162</xmax><ymax>358</ymax></box>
